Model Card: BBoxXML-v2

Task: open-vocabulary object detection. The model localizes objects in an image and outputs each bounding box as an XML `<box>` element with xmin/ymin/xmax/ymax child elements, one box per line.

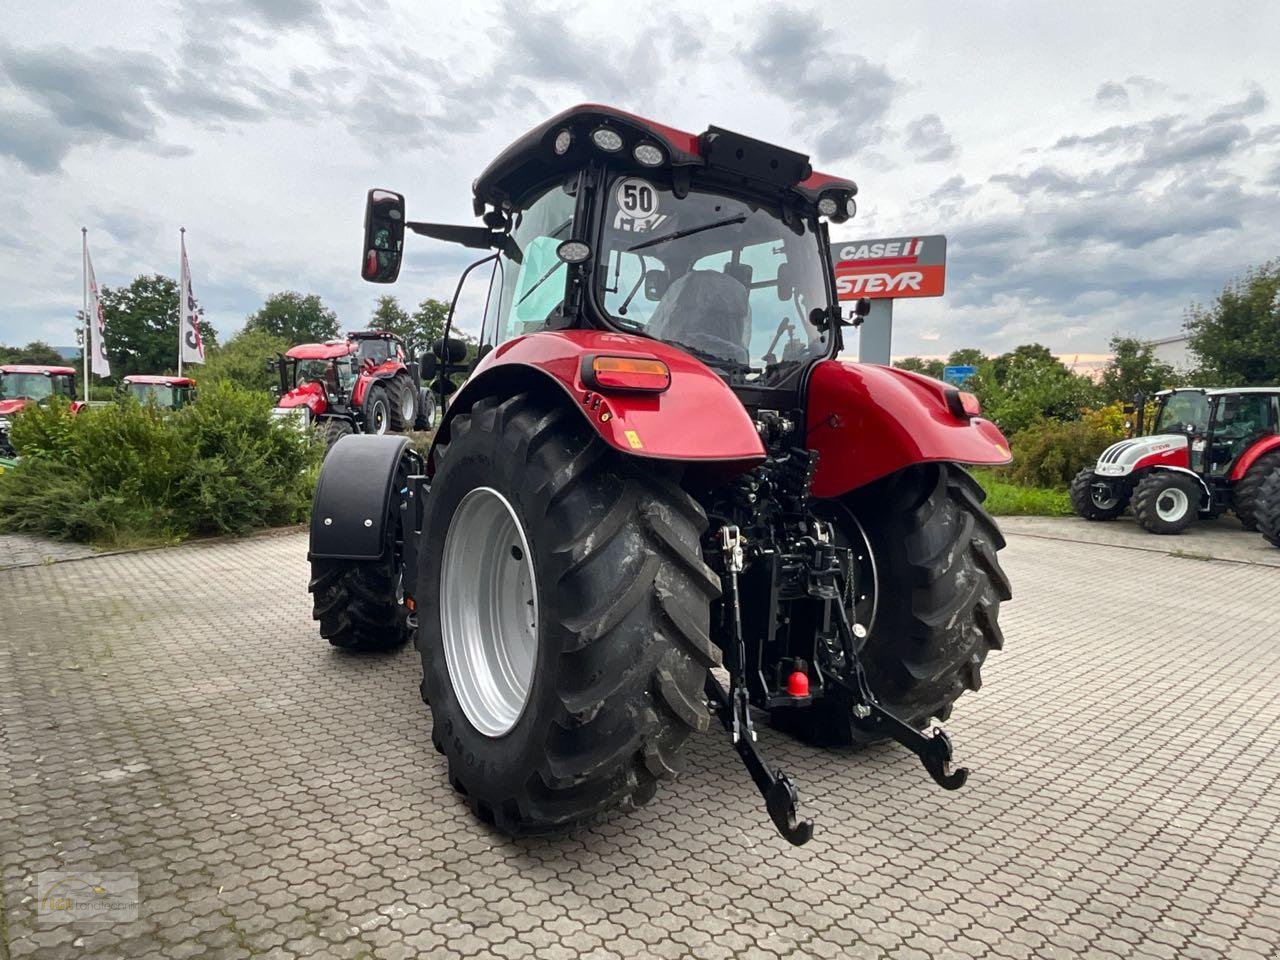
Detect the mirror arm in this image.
<box><xmin>406</xmin><ymin>221</ymin><xmax>519</xmax><ymax>262</ymax></box>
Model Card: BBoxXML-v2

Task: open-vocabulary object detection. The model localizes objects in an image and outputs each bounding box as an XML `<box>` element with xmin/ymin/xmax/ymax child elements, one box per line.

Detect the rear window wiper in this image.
<box><xmin>627</xmin><ymin>215</ymin><xmax>747</xmax><ymax>253</ymax></box>
<box><xmin>665</xmin><ymin>339</ymin><xmax>759</xmax><ymax>377</ymax></box>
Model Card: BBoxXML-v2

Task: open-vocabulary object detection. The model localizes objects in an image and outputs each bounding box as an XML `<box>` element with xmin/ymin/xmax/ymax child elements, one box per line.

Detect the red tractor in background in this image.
<box><xmin>1071</xmin><ymin>386</ymin><xmax>1280</xmax><ymax>534</ymax></box>
<box><xmin>306</xmin><ymin>105</ymin><xmax>1014</xmax><ymax>845</ymax></box>
<box><xmin>269</xmin><ymin>330</ymin><xmax>434</xmax><ymax>450</ymax></box>
<box><xmin>0</xmin><ymin>364</ymin><xmax>84</xmax><ymax>460</ymax></box>
<box><xmin>120</xmin><ymin>374</ymin><xmax>198</xmax><ymax>410</ymax></box>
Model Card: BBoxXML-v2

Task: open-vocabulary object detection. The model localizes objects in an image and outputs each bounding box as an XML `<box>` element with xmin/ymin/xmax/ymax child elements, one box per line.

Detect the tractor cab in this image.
<box><xmin>348</xmin><ymin>330</ymin><xmax>408</xmax><ymax>369</ymax></box>
<box><xmin>0</xmin><ymin>364</ymin><xmax>80</xmax><ymax>459</ymax></box>
<box><xmin>121</xmin><ymin>375</ymin><xmax>197</xmax><ymax>410</ymax></box>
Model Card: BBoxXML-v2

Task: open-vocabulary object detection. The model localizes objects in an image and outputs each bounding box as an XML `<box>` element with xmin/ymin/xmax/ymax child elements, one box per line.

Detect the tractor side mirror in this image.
<box><xmin>420</xmin><ymin>354</ymin><xmax>438</xmax><ymax>379</ymax></box>
<box><xmin>349</xmin><ymin>357</ymin><xmax>361</xmax><ymax>373</ymax></box>
<box><xmin>776</xmin><ymin>262</ymin><xmax>793</xmax><ymax>301</ymax></box>
<box><xmin>853</xmin><ymin>297</ymin><xmax>872</xmax><ymax>318</ymax></box>
<box><xmin>264</xmin><ymin>358</ymin><xmax>276</xmax><ymax>373</ymax></box>
<box><xmin>361</xmin><ymin>188</ymin><xmax>406</xmax><ymax>284</ymax></box>
<box><xmin>643</xmin><ymin>268</ymin><xmax>670</xmax><ymax>301</ymax></box>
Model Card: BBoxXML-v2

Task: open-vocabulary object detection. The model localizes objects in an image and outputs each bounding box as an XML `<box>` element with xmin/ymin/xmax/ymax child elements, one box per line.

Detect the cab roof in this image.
<box><xmin>472</xmin><ymin>103</ymin><xmax>858</xmax><ymax>213</ymax></box>
<box><xmin>1157</xmin><ymin>386</ymin><xmax>1280</xmax><ymax>397</ymax></box>
<box><xmin>124</xmin><ymin>375</ymin><xmax>196</xmax><ymax>386</ymax></box>
<box><xmin>1</xmin><ymin>364</ymin><xmax>76</xmax><ymax>375</ymax></box>
<box><xmin>286</xmin><ymin>341</ymin><xmax>357</xmax><ymax>361</ymax></box>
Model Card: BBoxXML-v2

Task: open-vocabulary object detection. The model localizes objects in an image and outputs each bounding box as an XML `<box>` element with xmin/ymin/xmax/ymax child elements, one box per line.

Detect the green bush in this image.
<box><xmin>1003</xmin><ymin>418</ymin><xmax>1117</xmax><ymax>489</ymax></box>
<box><xmin>0</xmin><ymin>384</ymin><xmax>321</xmax><ymax>546</ymax></box>
<box><xmin>972</xmin><ymin>470</ymin><xmax>1073</xmax><ymax>517</ymax></box>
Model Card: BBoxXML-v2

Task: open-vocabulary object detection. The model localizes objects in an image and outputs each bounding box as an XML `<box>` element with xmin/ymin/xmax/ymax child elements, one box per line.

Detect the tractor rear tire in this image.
<box><xmin>1069</xmin><ymin>467</ymin><xmax>1127</xmax><ymax>521</ymax></box>
<box><xmin>415</xmin><ymin>388</ymin><xmax>437</xmax><ymax>430</ymax></box>
<box><xmin>771</xmin><ymin>463</ymin><xmax>1011</xmax><ymax>746</ymax></box>
<box><xmin>418</xmin><ymin>392</ymin><xmax>721</xmax><ymax>835</ymax></box>
<box><xmin>1257</xmin><ymin>469</ymin><xmax>1280</xmax><ymax>548</ymax></box>
<box><xmin>1132</xmin><ymin>471</ymin><xmax>1199</xmax><ymax>535</ymax></box>
<box><xmin>389</xmin><ymin>376</ymin><xmax>418</xmax><ymax>432</ymax></box>
<box><xmin>319</xmin><ymin>418</ymin><xmax>353</xmax><ymax>453</ymax></box>
<box><xmin>1233</xmin><ymin>451</ymin><xmax>1280</xmax><ymax>530</ymax></box>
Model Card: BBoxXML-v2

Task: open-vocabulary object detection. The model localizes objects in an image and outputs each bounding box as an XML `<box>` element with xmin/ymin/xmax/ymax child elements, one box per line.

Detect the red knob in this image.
<box><xmin>786</xmin><ymin>670</ymin><xmax>809</xmax><ymax>697</ymax></box>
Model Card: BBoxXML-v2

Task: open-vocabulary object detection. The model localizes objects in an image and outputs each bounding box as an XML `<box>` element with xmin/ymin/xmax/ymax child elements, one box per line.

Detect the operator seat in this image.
<box><xmin>647</xmin><ymin>270</ymin><xmax>752</xmax><ymax>365</ymax></box>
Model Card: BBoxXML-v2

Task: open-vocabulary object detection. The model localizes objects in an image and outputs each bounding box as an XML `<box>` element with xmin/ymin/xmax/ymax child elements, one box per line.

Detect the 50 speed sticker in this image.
<box><xmin>613</xmin><ymin>178</ymin><xmax>667</xmax><ymax>233</ymax></box>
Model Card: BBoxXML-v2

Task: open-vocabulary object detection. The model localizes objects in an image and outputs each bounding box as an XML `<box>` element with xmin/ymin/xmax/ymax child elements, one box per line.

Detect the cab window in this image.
<box><xmin>489</xmin><ymin>179</ymin><xmax>577</xmax><ymax>346</ymax></box>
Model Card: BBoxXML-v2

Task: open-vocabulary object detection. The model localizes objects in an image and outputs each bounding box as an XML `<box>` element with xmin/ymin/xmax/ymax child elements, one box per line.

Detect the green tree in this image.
<box><xmin>244</xmin><ymin>292</ymin><xmax>340</xmax><ymax>345</ymax></box>
<box><xmin>100</xmin><ymin>274</ymin><xmax>218</xmax><ymax>377</ymax></box>
<box><xmin>0</xmin><ymin>340</ymin><xmax>66</xmax><ymax>365</ymax></box>
<box><xmin>974</xmin><ymin>344</ymin><xmax>1098</xmax><ymax>436</ymax></box>
<box><xmin>368</xmin><ymin>295</ymin><xmax>412</xmax><ymax>339</ymax></box>
<box><xmin>200</xmin><ymin>329</ymin><xmax>291</xmax><ymax>392</ymax></box>
<box><xmin>894</xmin><ymin>356</ymin><xmax>945</xmax><ymax>379</ymax></box>
<box><xmin>946</xmin><ymin>348</ymin><xmax>986</xmax><ymax>368</ymax></box>
<box><xmin>1185</xmin><ymin>260</ymin><xmax>1280</xmax><ymax>384</ymax></box>
<box><xmin>1099</xmin><ymin>336</ymin><xmax>1174</xmax><ymax>404</ymax></box>
<box><xmin>411</xmin><ymin>297</ymin><xmax>450</xmax><ymax>350</ymax></box>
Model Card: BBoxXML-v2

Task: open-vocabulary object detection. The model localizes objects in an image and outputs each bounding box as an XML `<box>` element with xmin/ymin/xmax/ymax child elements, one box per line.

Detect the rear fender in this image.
<box><xmin>1230</xmin><ymin>434</ymin><xmax>1280</xmax><ymax>481</ymax></box>
<box><xmin>805</xmin><ymin>360</ymin><xmax>1011</xmax><ymax>497</ymax></box>
<box><xmin>431</xmin><ymin>330</ymin><xmax>765</xmax><ymax>473</ymax></box>
<box><xmin>309</xmin><ymin>434</ymin><xmax>414</xmax><ymax>560</ymax></box>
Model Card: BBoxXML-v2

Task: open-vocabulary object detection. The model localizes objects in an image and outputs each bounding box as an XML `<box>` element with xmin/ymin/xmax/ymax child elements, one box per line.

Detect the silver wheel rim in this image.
<box><xmin>400</xmin><ymin>386</ymin><xmax>415</xmax><ymax>422</ymax></box>
<box><xmin>371</xmin><ymin>398</ymin><xmax>388</xmax><ymax>434</ymax></box>
<box><xmin>1091</xmin><ymin>484</ymin><xmax>1119</xmax><ymax>511</ymax></box>
<box><xmin>440</xmin><ymin>486</ymin><xmax>538</xmax><ymax>738</ymax></box>
<box><xmin>1156</xmin><ymin>486</ymin><xmax>1189</xmax><ymax>522</ymax></box>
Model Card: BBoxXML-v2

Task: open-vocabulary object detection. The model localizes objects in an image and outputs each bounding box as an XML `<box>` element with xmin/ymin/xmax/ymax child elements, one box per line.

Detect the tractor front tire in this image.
<box><xmin>418</xmin><ymin>392</ymin><xmax>721</xmax><ymax>836</ymax></box>
<box><xmin>310</xmin><ymin>558</ymin><xmax>411</xmax><ymax>652</ymax></box>
<box><xmin>389</xmin><ymin>376</ymin><xmax>418</xmax><ymax>432</ymax></box>
<box><xmin>1069</xmin><ymin>467</ymin><xmax>1127</xmax><ymax>521</ymax></box>
<box><xmin>1257</xmin><ymin>469</ymin><xmax>1280</xmax><ymax>548</ymax></box>
<box><xmin>319</xmin><ymin>418</ymin><xmax>353</xmax><ymax>453</ymax></box>
<box><xmin>1234</xmin><ymin>451</ymin><xmax>1280</xmax><ymax>530</ymax></box>
<box><xmin>771</xmin><ymin>463</ymin><xmax>1011</xmax><ymax>746</ymax></box>
<box><xmin>1132</xmin><ymin>471</ymin><xmax>1200</xmax><ymax>535</ymax></box>
<box><xmin>363</xmin><ymin>383</ymin><xmax>392</xmax><ymax>435</ymax></box>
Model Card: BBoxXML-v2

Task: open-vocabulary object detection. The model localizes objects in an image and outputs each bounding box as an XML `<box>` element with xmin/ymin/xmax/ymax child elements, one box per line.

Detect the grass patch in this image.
<box><xmin>972</xmin><ymin>469</ymin><xmax>1073</xmax><ymax>517</ymax></box>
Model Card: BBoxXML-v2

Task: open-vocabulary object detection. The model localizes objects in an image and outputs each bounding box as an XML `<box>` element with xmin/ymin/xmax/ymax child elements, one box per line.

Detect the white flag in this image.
<box><xmin>86</xmin><ymin>247</ymin><xmax>110</xmax><ymax>377</ymax></box>
<box><xmin>179</xmin><ymin>234</ymin><xmax>205</xmax><ymax>364</ymax></box>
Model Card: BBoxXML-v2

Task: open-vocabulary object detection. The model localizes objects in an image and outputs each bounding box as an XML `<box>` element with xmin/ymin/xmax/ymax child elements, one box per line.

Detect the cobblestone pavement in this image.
<box><xmin>0</xmin><ymin>535</ymin><xmax>97</xmax><ymax>571</ymax></box>
<box><xmin>1000</xmin><ymin>514</ymin><xmax>1280</xmax><ymax>568</ymax></box>
<box><xmin>2</xmin><ymin>531</ymin><xmax>1278</xmax><ymax>959</ymax></box>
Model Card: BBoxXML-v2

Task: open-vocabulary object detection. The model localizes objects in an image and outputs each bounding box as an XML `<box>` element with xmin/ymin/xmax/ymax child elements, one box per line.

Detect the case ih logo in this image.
<box><xmin>832</xmin><ymin>234</ymin><xmax>947</xmax><ymax>300</ymax></box>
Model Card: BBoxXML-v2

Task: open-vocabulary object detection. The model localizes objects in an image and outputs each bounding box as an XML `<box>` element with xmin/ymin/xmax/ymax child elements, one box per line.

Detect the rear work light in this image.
<box><xmin>946</xmin><ymin>388</ymin><xmax>982</xmax><ymax>419</ymax></box>
<box><xmin>581</xmin><ymin>355</ymin><xmax>671</xmax><ymax>393</ymax></box>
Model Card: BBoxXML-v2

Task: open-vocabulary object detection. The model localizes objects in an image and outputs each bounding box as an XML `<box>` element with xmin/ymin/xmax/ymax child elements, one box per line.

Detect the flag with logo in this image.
<box><xmin>85</xmin><ymin>245</ymin><xmax>110</xmax><ymax>377</ymax></box>
<box><xmin>179</xmin><ymin>233</ymin><xmax>204</xmax><ymax>365</ymax></box>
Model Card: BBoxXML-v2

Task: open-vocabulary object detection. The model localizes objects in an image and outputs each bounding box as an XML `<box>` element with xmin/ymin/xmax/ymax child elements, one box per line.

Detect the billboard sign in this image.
<box><xmin>943</xmin><ymin>365</ymin><xmax>977</xmax><ymax>386</ymax></box>
<box><xmin>832</xmin><ymin>234</ymin><xmax>947</xmax><ymax>301</ymax></box>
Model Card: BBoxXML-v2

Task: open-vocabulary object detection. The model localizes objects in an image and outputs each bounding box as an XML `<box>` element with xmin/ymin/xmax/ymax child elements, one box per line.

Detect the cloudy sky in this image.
<box><xmin>2</xmin><ymin>0</ymin><xmax>1278</xmax><ymax>359</ymax></box>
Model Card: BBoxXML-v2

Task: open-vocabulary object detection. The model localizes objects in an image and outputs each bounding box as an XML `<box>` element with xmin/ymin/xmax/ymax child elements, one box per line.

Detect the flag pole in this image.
<box><xmin>178</xmin><ymin>227</ymin><xmax>185</xmax><ymax>377</ymax></box>
<box><xmin>82</xmin><ymin>227</ymin><xmax>89</xmax><ymax>401</ymax></box>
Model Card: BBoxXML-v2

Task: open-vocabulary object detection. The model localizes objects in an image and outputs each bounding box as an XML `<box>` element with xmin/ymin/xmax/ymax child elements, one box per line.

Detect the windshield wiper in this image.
<box><xmin>514</xmin><ymin>218</ymin><xmax>575</xmax><ymax>308</ymax></box>
<box><xmin>665</xmin><ymin>339</ymin><xmax>759</xmax><ymax>377</ymax></box>
<box><xmin>627</xmin><ymin>215</ymin><xmax>747</xmax><ymax>253</ymax></box>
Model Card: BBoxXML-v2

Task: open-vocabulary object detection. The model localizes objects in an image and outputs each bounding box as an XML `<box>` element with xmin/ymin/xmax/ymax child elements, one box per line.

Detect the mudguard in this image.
<box><xmin>805</xmin><ymin>361</ymin><xmax>1011</xmax><ymax>498</ymax></box>
<box><xmin>1231</xmin><ymin>434</ymin><xmax>1280</xmax><ymax>481</ymax></box>
<box><xmin>309</xmin><ymin>434</ymin><xmax>411</xmax><ymax>560</ymax></box>
<box><xmin>433</xmin><ymin>329</ymin><xmax>765</xmax><ymax>469</ymax></box>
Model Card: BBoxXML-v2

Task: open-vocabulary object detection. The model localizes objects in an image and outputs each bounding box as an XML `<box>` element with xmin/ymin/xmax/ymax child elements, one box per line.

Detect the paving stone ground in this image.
<box><xmin>0</xmin><ymin>535</ymin><xmax>97</xmax><ymax>571</ymax></box>
<box><xmin>2</xmin><ymin>530</ymin><xmax>1278</xmax><ymax>959</ymax></box>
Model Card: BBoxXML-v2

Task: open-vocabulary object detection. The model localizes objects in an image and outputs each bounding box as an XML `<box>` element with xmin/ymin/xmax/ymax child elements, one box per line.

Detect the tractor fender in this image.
<box><xmin>1140</xmin><ymin>464</ymin><xmax>1213</xmax><ymax>507</ymax></box>
<box><xmin>1230</xmin><ymin>434</ymin><xmax>1280</xmax><ymax>481</ymax></box>
<box><xmin>431</xmin><ymin>329</ymin><xmax>765</xmax><ymax>470</ymax></box>
<box><xmin>805</xmin><ymin>360</ymin><xmax>1012</xmax><ymax>497</ymax></box>
<box><xmin>309</xmin><ymin>434</ymin><xmax>411</xmax><ymax>561</ymax></box>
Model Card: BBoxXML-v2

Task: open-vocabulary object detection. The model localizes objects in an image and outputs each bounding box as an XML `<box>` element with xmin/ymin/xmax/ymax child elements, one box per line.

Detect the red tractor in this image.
<box><xmin>269</xmin><ymin>330</ymin><xmax>434</xmax><ymax>449</ymax></box>
<box><xmin>120</xmin><ymin>374</ymin><xmax>198</xmax><ymax>410</ymax></box>
<box><xmin>307</xmin><ymin>106</ymin><xmax>1014</xmax><ymax>844</ymax></box>
<box><xmin>1071</xmin><ymin>387</ymin><xmax>1280</xmax><ymax>534</ymax></box>
<box><xmin>0</xmin><ymin>364</ymin><xmax>83</xmax><ymax>459</ymax></box>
